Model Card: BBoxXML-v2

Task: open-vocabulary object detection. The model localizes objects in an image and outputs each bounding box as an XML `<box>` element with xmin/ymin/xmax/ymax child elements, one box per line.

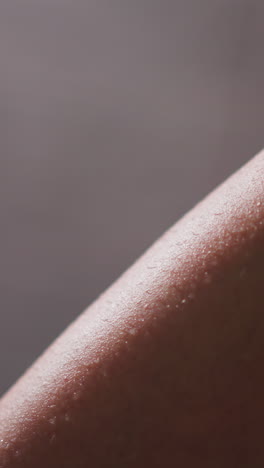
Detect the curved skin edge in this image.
<box><xmin>0</xmin><ymin>150</ymin><xmax>263</xmax><ymax>467</ymax></box>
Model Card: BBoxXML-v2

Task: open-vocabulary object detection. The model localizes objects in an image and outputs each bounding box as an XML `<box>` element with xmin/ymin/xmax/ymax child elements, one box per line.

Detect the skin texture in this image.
<box><xmin>0</xmin><ymin>151</ymin><xmax>263</xmax><ymax>467</ymax></box>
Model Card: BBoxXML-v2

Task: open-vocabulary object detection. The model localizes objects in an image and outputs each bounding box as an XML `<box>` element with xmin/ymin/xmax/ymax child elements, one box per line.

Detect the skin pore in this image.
<box><xmin>0</xmin><ymin>150</ymin><xmax>263</xmax><ymax>467</ymax></box>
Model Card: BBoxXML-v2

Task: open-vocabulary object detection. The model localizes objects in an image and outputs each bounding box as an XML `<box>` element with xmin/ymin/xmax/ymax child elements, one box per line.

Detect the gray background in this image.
<box><xmin>0</xmin><ymin>1</ymin><xmax>263</xmax><ymax>395</ymax></box>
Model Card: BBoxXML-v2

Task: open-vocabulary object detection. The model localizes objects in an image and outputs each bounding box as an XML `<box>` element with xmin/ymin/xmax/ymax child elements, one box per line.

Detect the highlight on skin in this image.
<box><xmin>0</xmin><ymin>150</ymin><xmax>263</xmax><ymax>467</ymax></box>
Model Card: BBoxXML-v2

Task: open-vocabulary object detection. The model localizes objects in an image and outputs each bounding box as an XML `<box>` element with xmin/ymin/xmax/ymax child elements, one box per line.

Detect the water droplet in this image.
<box><xmin>0</xmin><ymin>440</ymin><xmax>10</xmax><ymax>451</ymax></box>
<box><xmin>181</xmin><ymin>299</ymin><xmax>186</xmax><ymax>304</ymax></box>
<box><xmin>64</xmin><ymin>413</ymin><xmax>70</xmax><ymax>422</ymax></box>
<box><xmin>49</xmin><ymin>417</ymin><xmax>56</xmax><ymax>425</ymax></box>
<box><xmin>73</xmin><ymin>391</ymin><xmax>80</xmax><ymax>401</ymax></box>
<box><xmin>128</xmin><ymin>327</ymin><xmax>137</xmax><ymax>335</ymax></box>
<box><xmin>257</xmin><ymin>202</ymin><xmax>261</xmax><ymax>207</ymax></box>
<box><xmin>100</xmin><ymin>369</ymin><xmax>108</xmax><ymax>378</ymax></box>
<box><xmin>204</xmin><ymin>273</ymin><xmax>212</xmax><ymax>284</ymax></box>
<box><xmin>49</xmin><ymin>434</ymin><xmax>56</xmax><ymax>445</ymax></box>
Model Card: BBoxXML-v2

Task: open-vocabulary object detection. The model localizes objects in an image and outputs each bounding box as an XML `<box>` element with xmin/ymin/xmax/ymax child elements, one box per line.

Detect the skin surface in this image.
<box><xmin>0</xmin><ymin>151</ymin><xmax>263</xmax><ymax>467</ymax></box>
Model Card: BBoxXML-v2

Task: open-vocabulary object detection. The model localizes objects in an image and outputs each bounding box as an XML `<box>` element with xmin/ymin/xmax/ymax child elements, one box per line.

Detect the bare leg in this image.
<box><xmin>0</xmin><ymin>151</ymin><xmax>263</xmax><ymax>467</ymax></box>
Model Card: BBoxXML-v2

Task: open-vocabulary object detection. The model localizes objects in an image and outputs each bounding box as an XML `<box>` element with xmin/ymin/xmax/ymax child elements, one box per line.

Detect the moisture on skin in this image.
<box><xmin>0</xmin><ymin>151</ymin><xmax>263</xmax><ymax>467</ymax></box>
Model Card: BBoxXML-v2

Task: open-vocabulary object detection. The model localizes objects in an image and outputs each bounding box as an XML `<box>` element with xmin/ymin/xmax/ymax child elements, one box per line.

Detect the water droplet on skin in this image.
<box><xmin>166</xmin><ymin>304</ymin><xmax>171</xmax><ymax>309</ymax></box>
<box><xmin>0</xmin><ymin>440</ymin><xmax>10</xmax><ymax>451</ymax></box>
<box><xmin>64</xmin><ymin>413</ymin><xmax>70</xmax><ymax>422</ymax></box>
<box><xmin>257</xmin><ymin>202</ymin><xmax>261</xmax><ymax>207</ymax></box>
<box><xmin>49</xmin><ymin>417</ymin><xmax>56</xmax><ymax>425</ymax></box>
<box><xmin>100</xmin><ymin>369</ymin><xmax>108</xmax><ymax>378</ymax></box>
<box><xmin>49</xmin><ymin>434</ymin><xmax>56</xmax><ymax>445</ymax></box>
<box><xmin>73</xmin><ymin>391</ymin><xmax>81</xmax><ymax>401</ymax></box>
<box><xmin>128</xmin><ymin>327</ymin><xmax>137</xmax><ymax>335</ymax></box>
<box><xmin>204</xmin><ymin>273</ymin><xmax>212</xmax><ymax>284</ymax></box>
<box><xmin>181</xmin><ymin>299</ymin><xmax>186</xmax><ymax>304</ymax></box>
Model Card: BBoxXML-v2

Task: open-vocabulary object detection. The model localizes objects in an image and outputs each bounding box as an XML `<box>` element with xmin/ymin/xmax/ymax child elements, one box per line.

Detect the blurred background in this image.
<box><xmin>0</xmin><ymin>1</ymin><xmax>263</xmax><ymax>395</ymax></box>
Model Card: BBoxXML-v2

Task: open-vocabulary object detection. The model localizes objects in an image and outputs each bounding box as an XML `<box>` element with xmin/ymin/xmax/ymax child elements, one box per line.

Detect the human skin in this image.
<box><xmin>0</xmin><ymin>151</ymin><xmax>263</xmax><ymax>467</ymax></box>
